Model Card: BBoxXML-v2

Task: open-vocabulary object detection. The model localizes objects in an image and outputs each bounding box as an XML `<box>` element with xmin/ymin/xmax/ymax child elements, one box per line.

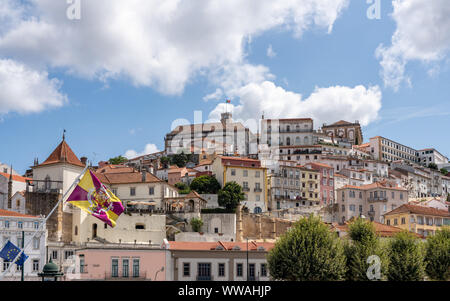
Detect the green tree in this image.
<box><xmin>440</xmin><ymin>168</ymin><xmax>448</xmax><ymax>175</ymax></box>
<box><xmin>190</xmin><ymin>175</ymin><xmax>221</xmax><ymax>194</ymax></box>
<box><xmin>190</xmin><ymin>218</ymin><xmax>204</xmax><ymax>233</ymax></box>
<box><xmin>218</xmin><ymin>182</ymin><xmax>245</xmax><ymax>211</ymax></box>
<box><xmin>344</xmin><ymin>218</ymin><xmax>387</xmax><ymax>281</ymax></box>
<box><xmin>174</xmin><ymin>182</ymin><xmax>191</xmax><ymax>194</ymax></box>
<box><xmin>428</xmin><ymin>163</ymin><xmax>438</xmax><ymax>170</ymax></box>
<box><xmin>386</xmin><ymin>231</ymin><xmax>425</xmax><ymax>281</ymax></box>
<box><xmin>424</xmin><ymin>227</ymin><xmax>450</xmax><ymax>280</ymax></box>
<box><xmin>160</xmin><ymin>156</ymin><xmax>170</xmax><ymax>168</ymax></box>
<box><xmin>109</xmin><ymin>155</ymin><xmax>128</xmax><ymax>164</ymax></box>
<box><xmin>267</xmin><ymin>215</ymin><xmax>347</xmax><ymax>281</ymax></box>
<box><xmin>171</xmin><ymin>152</ymin><xmax>194</xmax><ymax>168</ymax></box>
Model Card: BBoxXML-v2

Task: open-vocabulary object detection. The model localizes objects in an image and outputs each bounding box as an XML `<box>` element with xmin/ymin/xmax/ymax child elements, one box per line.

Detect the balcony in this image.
<box><xmin>367</xmin><ymin>197</ymin><xmax>388</xmax><ymax>203</ymax></box>
<box><xmin>105</xmin><ymin>271</ymin><xmax>147</xmax><ymax>281</ymax></box>
<box><xmin>242</xmin><ymin>187</ymin><xmax>250</xmax><ymax>192</ymax></box>
<box><xmin>197</xmin><ymin>275</ymin><xmax>213</xmax><ymax>281</ymax></box>
<box><xmin>254</xmin><ymin>188</ymin><xmax>263</xmax><ymax>192</ymax></box>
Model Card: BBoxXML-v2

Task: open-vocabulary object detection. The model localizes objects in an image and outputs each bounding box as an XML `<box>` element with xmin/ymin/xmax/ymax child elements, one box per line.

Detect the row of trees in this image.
<box><xmin>268</xmin><ymin>216</ymin><xmax>450</xmax><ymax>281</ymax></box>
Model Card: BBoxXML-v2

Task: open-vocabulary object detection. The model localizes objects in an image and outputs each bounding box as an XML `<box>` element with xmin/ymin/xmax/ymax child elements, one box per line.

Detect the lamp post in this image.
<box><xmin>154</xmin><ymin>266</ymin><xmax>164</xmax><ymax>281</ymax></box>
<box><xmin>246</xmin><ymin>237</ymin><xmax>249</xmax><ymax>282</ymax></box>
<box><xmin>38</xmin><ymin>259</ymin><xmax>64</xmax><ymax>281</ymax></box>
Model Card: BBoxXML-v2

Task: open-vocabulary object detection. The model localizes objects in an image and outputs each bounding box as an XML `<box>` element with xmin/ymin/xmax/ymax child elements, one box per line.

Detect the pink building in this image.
<box><xmin>75</xmin><ymin>244</ymin><xmax>168</xmax><ymax>281</ymax></box>
<box><xmin>305</xmin><ymin>163</ymin><xmax>335</xmax><ymax>205</ymax></box>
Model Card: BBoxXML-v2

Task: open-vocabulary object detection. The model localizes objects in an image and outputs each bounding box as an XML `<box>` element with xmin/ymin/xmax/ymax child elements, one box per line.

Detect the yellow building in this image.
<box><xmin>212</xmin><ymin>156</ymin><xmax>268</xmax><ymax>214</ymax></box>
<box><xmin>298</xmin><ymin>166</ymin><xmax>320</xmax><ymax>206</ymax></box>
<box><xmin>383</xmin><ymin>204</ymin><xmax>450</xmax><ymax>237</ymax></box>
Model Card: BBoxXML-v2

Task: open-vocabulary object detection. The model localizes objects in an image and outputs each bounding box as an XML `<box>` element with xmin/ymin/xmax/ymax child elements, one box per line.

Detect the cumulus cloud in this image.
<box><xmin>0</xmin><ymin>0</ymin><xmax>349</xmax><ymax>95</ymax></box>
<box><xmin>0</xmin><ymin>59</ymin><xmax>67</xmax><ymax>115</ymax></box>
<box><xmin>376</xmin><ymin>0</ymin><xmax>450</xmax><ymax>90</ymax></box>
<box><xmin>209</xmin><ymin>81</ymin><xmax>382</xmax><ymax>130</ymax></box>
<box><xmin>124</xmin><ymin>144</ymin><xmax>161</xmax><ymax>159</ymax></box>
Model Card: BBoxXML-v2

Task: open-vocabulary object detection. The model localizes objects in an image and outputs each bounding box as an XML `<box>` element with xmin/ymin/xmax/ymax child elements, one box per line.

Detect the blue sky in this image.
<box><xmin>0</xmin><ymin>0</ymin><xmax>449</xmax><ymax>174</ymax></box>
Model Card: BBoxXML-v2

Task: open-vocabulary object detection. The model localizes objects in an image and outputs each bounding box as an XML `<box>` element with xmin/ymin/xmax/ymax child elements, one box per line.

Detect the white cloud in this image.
<box><xmin>0</xmin><ymin>0</ymin><xmax>349</xmax><ymax>95</ymax></box>
<box><xmin>376</xmin><ymin>0</ymin><xmax>450</xmax><ymax>90</ymax></box>
<box><xmin>209</xmin><ymin>81</ymin><xmax>382</xmax><ymax>129</ymax></box>
<box><xmin>267</xmin><ymin>45</ymin><xmax>277</xmax><ymax>58</ymax></box>
<box><xmin>203</xmin><ymin>88</ymin><xmax>223</xmax><ymax>102</ymax></box>
<box><xmin>0</xmin><ymin>59</ymin><xmax>67</xmax><ymax>115</ymax></box>
<box><xmin>124</xmin><ymin>144</ymin><xmax>161</xmax><ymax>159</ymax></box>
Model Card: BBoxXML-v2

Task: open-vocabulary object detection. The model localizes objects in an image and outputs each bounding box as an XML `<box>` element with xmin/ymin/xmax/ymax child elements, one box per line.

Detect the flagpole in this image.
<box><xmin>0</xmin><ymin>163</ymin><xmax>89</xmax><ymax>280</ymax></box>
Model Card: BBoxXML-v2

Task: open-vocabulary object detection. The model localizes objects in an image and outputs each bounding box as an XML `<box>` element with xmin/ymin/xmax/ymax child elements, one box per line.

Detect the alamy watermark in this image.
<box><xmin>366</xmin><ymin>255</ymin><xmax>381</xmax><ymax>280</ymax></box>
<box><xmin>367</xmin><ymin>0</ymin><xmax>381</xmax><ymax>20</ymax></box>
<box><xmin>67</xmin><ymin>0</ymin><xmax>81</xmax><ymax>20</ymax></box>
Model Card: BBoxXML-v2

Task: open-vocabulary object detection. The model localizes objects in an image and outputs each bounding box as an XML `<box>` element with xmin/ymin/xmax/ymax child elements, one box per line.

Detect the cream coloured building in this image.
<box><xmin>212</xmin><ymin>156</ymin><xmax>268</xmax><ymax>214</ymax></box>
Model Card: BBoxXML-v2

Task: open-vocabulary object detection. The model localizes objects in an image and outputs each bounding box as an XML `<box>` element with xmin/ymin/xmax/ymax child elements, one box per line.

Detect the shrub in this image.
<box><xmin>424</xmin><ymin>227</ymin><xmax>450</xmax><ymax>280</ymax></box>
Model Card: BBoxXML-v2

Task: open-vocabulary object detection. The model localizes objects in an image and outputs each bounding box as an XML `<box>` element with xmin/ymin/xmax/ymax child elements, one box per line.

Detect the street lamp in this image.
<box><xmin>154</xmin><ymin>266</ymin><xmax>164</xmax><ymax>281</ymax></box>
<box><xmin>38</xmin><ymin>259</ymin><xmax>64</xmax><ymax>281</ymax></box>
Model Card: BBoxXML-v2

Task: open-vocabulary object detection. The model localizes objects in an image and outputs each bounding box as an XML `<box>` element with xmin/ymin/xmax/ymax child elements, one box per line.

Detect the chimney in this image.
<box><xmin>142</xmin><ymin>170</ymin><xmax>147</xmax><ymax>182</ymax></box>
<box><xmin>80</xmin><ymin>157</ymin><xmax>88</xmax><ymax>166</ymax></box>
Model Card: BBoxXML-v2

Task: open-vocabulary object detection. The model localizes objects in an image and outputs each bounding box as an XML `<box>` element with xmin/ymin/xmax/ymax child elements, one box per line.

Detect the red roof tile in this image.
<box><xmin>0</xmin><ymin>209</ymin><xmax>38</xmax><ymax>218</ymax></box>
<box><xmin>168</xmin><ymin>241</ymin><xmax>275</xmax><ymax>251</ymax></box>
<box><xmin>0</xmin><ymin>172</ymin><xmax>32</xmax><ymax>183</ymax></box>
<box><xmin>38</xmin><ymin>140</ymin><xmax>84</xmax><ymax>168</ymax></box>
<box><xmin>384</xmin><ymin>204</ymin><xmax>450</xmax><ymax>217</ymax></box>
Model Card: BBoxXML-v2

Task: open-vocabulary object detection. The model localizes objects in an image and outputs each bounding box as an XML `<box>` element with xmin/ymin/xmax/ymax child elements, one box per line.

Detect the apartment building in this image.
<box><xmin>383</xmin><ymin>204</ymin><xmax>450</xmax><ymax>237</ymax></box>
<box><xmin>212</xmin><ymin>156</ymin><xmax>268</xmax><ymax>214</ymax></box>
<box><xmin>418</xmin><ymin>148</ymin><xmax>449</xmax><ymax>166</ymax></box>
<box><xmin>336</xmin><ymin>182</ymin><xmax>408</xmax><ymax>224</ymax></box>
<box><xmin>298</xmin><ymin>166</ymin><xmax>321</xmax><ymax>206</ymax></box>
<box><xmin>267</xmin><ymin>161</ymin><xmax>309</xmax><ymax>211</ymax></box>
<box><xmin>305</xmin><ymin>163</ymin><xmax>334</xmax><ymax>206</ymax></box>
<box><xmin>369</xmin><ymin>136</ymin><xmax>419</xmax><ymax>163</ymax></box>
<box><xmin>164</xmin><ymin>241</ymin><xmax>274</xmax><ymax>281</ymax></box>
<box><xmin>0</xmin><ymin>209</ymin><xmax>47</xmax><ymax>281</ymax></box>
<box><xmin>261</xmin><ymin>118</ymin><xmax>315</xmax><ymax>148</ymax></box>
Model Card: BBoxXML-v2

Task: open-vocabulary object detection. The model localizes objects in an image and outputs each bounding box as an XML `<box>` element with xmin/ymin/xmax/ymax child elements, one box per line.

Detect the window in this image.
<box><xmin>218</xmin><ymin>263</ymin><xmax>225</xmax><ymax>277</ymax></box>
<box><xmin>255</xmin><ymin>171</ymin><xmax>260</xmax><ymax>178</ymax></box>
<box><xmin>32</xmin><ymin>260</ymin><xmax>39</xmax><ymax>272</ymax></box>
<box><xmin>394</xmin><ymin>219</ymin><xmax>398</xmax><ymax>225</ymax></box>
<box><xmin>5</xmin><ymin>221</ymin><xmax>9</xmax><ymax>229</ymax></box>
<box><xmin>111</xmin><ymin>259</ymin><xmax>119</xmax><ymax>277</ymax></box>
<box><xmin>51</xmin><ymin>250</ymin><xmax>58</xmax><ymax>260</ymax></box>
<box><xmin>261</xmin><ymin>264</ymin><xmax>267</xmax><ymax>277</ymax></box>
<box><xmin>183</xmin><ymin>263</ymin><xmax>190</xmax><ymax>277</ymax></box>
<box><xmin>350</xmin><ymin>205</ymin><xmax>356</xmax><ymax>212</ymax></box>
<box><xmin>33</xmin><ymin>237</ymin><xmax>40</xmax><ymax>250</ymax></box>
<box><xmin>18</xmin><ymin>222</ymin><xmax>23</xmax><ymax>229</ymax></box>
<box><xmin>236</xmin><ymin>263</ymin><xmax>243</xmax><ymax>277</ymax></box>
<box><xmin>135</xmin><ymin>224</ymin><xmax>145</xmax><ymax>230</ymax></box>
<box><xmin>64</xmin><ymin>251</ymin><xmax>74</xmax><ymax>260</ymax></box>
<box><xmin>149</xmin><ymin>187</ymin><xmax>154</xmax><ymax>195</ymax></box>
<box><xmin>243</xmin><ymin>170</ymin><xmax>248</xmax><ymax>177</ymax></box>
<box><xmin>197</xmin><ymin>263</ymin><xmax>211</xmax><ymax>280</ymax></box>
<box><xmin>132</xmin><ymin>259</ymin><xmax>140</xmax><ymax>277</ymax></box>
<box><xmin>130</xmin><ymin>187</ymin><xmax>136</xmax><ymax>196</ymax></box>
<box><xmin>3</xmin><ymin>262</ymin><xmax>10</xmax><ymax>272</ymax></box>
<box><xmin>387</xmin><ymin>219</ymin><xmax>391</xmax><ymax>226</ymax></box>
<box><xmin>122</xmin><ymin>259</ymin><xmax>129</xmax><ymax>278</ymax></box>
<box><xmin>401</xmin><ymin>217</ymin><xmax>406</xmax><ymax>225</ymax></box>
<box><xmin>231</xmin><ymin>169</ymin><xmax>236</xmax><ymax>176</ymax></box>
<box><xmin>80</xmin><ymin>256</ymin><xmax>85</xmax><ymax>273</ymax></box>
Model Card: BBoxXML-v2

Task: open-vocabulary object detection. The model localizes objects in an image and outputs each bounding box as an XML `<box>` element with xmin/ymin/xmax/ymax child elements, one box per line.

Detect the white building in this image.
<box><xmin>0</xmin><ymin>209</ymin><xmax>46</xmax><ymax>281</ymax></box>
<box><xmin>0</xmin><ymin>172</ymin><xmax>30</xmax><ymax>211</ymax></box>
<box><xmin>418</xmin><ymin>148</ymin><xmax>449</xmax><ymax>166</ymax></box>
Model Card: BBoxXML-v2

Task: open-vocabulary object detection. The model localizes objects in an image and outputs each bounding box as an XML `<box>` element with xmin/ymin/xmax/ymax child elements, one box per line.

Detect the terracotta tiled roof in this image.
<box><xmin>96</xmin><ymin>165</ymin><xmax>135</xmax><ymax>174</ymax></box>
<box><xmin>38</xmin><ymin>140</ymin><xmax>84</xmax><ymax>168</ymax></box>
<box><xmin>95</xmin><ymin>170</ymin><xmax>162</xmax><ymax>185</ymax></box>
<box><xmin>167</xmin><ymin>241</ymin><xmax>275</xmax><ymax>251</ymax></box>
<box><xmin>330</xmin><ymin>221</ymin><xmax>423</xmax><ymax>238</ymax></box>
<box><xmin>0</xmin><ymin>172</ymin><xmax>32</xmax><ymax>183</ymax></box>
<box><xmin>0</xmin><ymin>209</ymin><xmax>38</xmax><ymax>218</ymax></box>
<box><xmin>307</xmin><ymin>162</ymin><xmax>333</xmax><ymax>169</ymax></box>
<box><xmin>339</xmin><ymin>182</ymin><xmax>407</xmax><ymax>191</ymax></box>
<box><xmin>384</xmin><ymin>204</ymin><xmax>450</xmax><ymax>217</ymax></box>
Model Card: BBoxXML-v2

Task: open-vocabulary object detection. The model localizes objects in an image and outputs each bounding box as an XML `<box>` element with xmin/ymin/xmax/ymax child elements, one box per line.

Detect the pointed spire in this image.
<box><xmin>63</xmin><ymin>129</ymin><xmax>66</xmax><ymax>141</ymax></box>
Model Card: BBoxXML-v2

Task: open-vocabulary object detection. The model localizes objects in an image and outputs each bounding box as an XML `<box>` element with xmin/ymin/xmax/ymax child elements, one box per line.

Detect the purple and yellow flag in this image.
<box><xmin>66</xmin><ymin>170</ymin><xmax>124</xmax><ymax>227</ymax></box>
